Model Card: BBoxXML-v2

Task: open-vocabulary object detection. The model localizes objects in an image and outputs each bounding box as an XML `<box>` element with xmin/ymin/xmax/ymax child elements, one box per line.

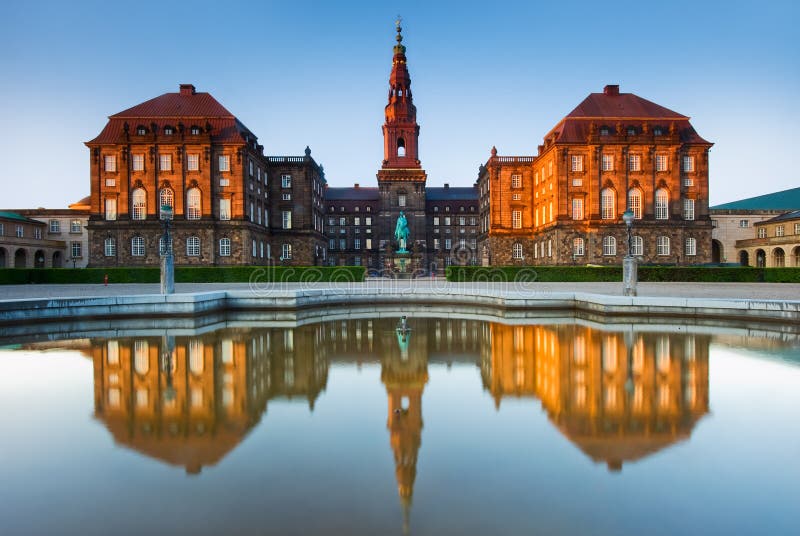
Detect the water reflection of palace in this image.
<box><xmin>91</xmin><ymin>326</ymin><xmax>328</xmax><ymax>473</ymax></box>
<box><xmin>481</xmin><ymin>324</ymin><xmax>710</xmax><ymax>471</ymax></box>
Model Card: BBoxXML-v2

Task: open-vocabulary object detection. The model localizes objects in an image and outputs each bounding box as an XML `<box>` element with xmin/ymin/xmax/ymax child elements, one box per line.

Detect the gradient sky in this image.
<box><xmin>0</xmin><ymin>0</ymin><xmax>797</xmax><ymax>208</ymax></box>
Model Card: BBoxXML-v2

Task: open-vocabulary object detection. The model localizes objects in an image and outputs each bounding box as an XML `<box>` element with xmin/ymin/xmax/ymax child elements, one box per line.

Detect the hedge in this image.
<box><xmin>0</xmin><ymin>266</ymin><xmax>365</xmax><ymax>285</ymax></box>
<box><xmin>445</xmin><ymin>265</ymin><xmax>800</xmax><ymax>283</ymax></box>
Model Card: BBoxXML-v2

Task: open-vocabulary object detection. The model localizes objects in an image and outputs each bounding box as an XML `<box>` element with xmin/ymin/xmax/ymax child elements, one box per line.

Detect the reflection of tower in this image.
<box><xmin>381</xmin><ymin>318</ymin><xmax>428</xmax><ymax>535</ymax></box>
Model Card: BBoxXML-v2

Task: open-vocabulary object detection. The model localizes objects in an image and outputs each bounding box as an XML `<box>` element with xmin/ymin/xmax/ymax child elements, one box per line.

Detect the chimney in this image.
<box><xmin>444</xmin><ymin>183</ymin><xmax>450</xmax><ymax>189</ymax></box>
<box><xmin>604</xmin><ymin>84</ymin><xmax>619</xmax><ymax>96</ymax></box>
<box><xmin>354</xmin><ymin>183</ymin><xmax>360</xmax><ymax>188</ymax></box>
<box><xmin>180</xmin><ymin>84</ymin><xmax>196</xmax><ymax>96</ymax></box>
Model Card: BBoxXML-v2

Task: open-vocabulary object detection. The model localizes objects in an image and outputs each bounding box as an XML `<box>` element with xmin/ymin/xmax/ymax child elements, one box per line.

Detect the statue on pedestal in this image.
<box><xmin>395</xmin><ymin>211</ymin><xmax>410</xmax><ymax>254</ymax></box>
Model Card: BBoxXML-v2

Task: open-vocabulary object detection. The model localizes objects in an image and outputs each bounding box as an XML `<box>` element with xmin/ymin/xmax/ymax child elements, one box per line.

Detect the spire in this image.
<box><xmin>382</xmin><ymin>16</ymin><xmax>420</xmax><ymax>169</ymax></box>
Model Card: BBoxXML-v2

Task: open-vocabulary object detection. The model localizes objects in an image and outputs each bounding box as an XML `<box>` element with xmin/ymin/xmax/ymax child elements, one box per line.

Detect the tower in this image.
<box><xmin>377</xmin><ymin>19</ymin><xmax>428</xmax><ymax>262</ymax></box>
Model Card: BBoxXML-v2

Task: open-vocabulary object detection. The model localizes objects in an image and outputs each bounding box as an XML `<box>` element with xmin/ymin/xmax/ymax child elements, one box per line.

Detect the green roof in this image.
<box><xmin>711</xmin><ymin>187</ymin><xmax>800</xmax><ymax>210</ymax></box>
<box><xmin>0</xmin><ymin>211</ymin><xmax>39</xmax><ymax>223</ymax></box>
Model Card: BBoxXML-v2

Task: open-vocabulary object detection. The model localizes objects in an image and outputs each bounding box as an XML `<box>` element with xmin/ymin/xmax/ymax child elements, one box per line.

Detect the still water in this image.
<box><xmin>0</xmin><ymin>316</ymin><xmax>798</xmax><ymax>536</ymax></box>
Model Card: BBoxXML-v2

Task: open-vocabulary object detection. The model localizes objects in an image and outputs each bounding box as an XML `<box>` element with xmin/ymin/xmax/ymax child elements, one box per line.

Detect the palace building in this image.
<box><xmin>85</xmin><ymin>23</ymin><xmax>712</xmax><ymax>270</ymax></box>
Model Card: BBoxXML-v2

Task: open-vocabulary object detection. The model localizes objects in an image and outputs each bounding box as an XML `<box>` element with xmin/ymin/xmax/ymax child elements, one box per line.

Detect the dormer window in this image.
<box><xmin>190</xmin><ymin>126</ymin><xmax>201</xmax><ymax>135</ymax></box>
<box><xmin>627</xmin><ymin>127</ymin><xmax>636</xmax><ymax>136</ymax></box>
<box><xmin>653</xmin><ymin>127</ymin><xmax>663</xmax><ymax>136</ymax></box>
<box><xmin>136</xmin><ymin>126</ymin><xmax>147</xmax><ymax>135</ymax></box>
<box><xmin>600</xmin><ymin>126</ymin><xmax>609</xmax><ymax>136</ymax></box>
<box><xmin>434</xmin><ymin>206</ymin><xmax>439</xmax><ymax>212</ymax></box>
<box><xmin>164</xmin><ymin>126</ymin><xmax>174</xmax><ymax>135</ymax></box>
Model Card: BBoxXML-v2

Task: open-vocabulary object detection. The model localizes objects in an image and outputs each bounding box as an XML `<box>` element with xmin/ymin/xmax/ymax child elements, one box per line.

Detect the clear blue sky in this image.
<box><xmin>0</xmin><ymin>0</ymin><xmax>797</xmax><ymax>208</ymax></box>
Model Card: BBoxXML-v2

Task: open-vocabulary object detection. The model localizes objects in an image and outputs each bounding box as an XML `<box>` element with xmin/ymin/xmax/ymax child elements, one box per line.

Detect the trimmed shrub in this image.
<box><xmin>0</xmin><ymin>266</ymin><xmax>366</xmax><ymax>285</ymax></box>
<box><xmin>445</xmin><ymin>265</ymin><xmax>800</xmax><ymax>283</ymax></box>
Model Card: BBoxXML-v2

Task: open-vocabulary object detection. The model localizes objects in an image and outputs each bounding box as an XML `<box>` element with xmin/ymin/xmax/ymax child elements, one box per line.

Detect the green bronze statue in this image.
<box><xmin>394</xmin><ymin>211</ymin><xmax>410</xmax><ymax>253</ymax></box>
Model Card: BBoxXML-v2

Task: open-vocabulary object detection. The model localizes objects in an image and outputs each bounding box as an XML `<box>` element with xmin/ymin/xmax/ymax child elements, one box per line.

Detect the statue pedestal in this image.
<box><xmin>391</xmin><ymin>254</ymin><xmax>413</xmax><ymax>279</ymax></box>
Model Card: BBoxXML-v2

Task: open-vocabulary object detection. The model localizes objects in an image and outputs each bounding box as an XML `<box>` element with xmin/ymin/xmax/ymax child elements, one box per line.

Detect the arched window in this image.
<box><xmin>601</xmin><ymin>188</ymin><xmax>616</xmax><ymax>219</ymax></box>
<box><xmin>131</xmin><ymin>236</ymin><xmax>145</xmax><ymax>256</ymax></box>
<box><xmin>655</xmin><ymin>188</ymin><xmax>669</xmax><ymax>220</ymax></box>
<box><xmin>397</xmin><ymin>137</ymin><xmax>406</xmax><ymax>157</ymax></box>
<box><xmin>512</xmin><ymin>242</ymin><xmax>523</xmax><ymax>260</ymax></box>
<box><xmin>631</xmin><ymin>235</ymin><xmax>643</xmax><ymax>256</ymax></box>
<box><xmin>186</xmin><ymin>188</ymin><xmax>201</xmax><ymax>220</ymax></box>
<box><xmin>131</xmin><ymin>188</ymin><xmax>147</xmax><ymax>220</ymax></box>
<box><xmin>603</xmin><ymin>236</ymin><xmax>616</xmax><ymax>256</ymax></box>
<box><xmin>628</xmin><ymin>188</ymin><xmax>643</xmax><ymax>219</ymax></box>
<box><xmin>219</xmin><ymin>238</ymin><xmax>231</xmax><ymax>257</ymax></box>
<box><xmin>159</xmin><ymin>188</ymin><xmax>174</xmax><ymax>219</ymax></box>
<box><xmin>573</xmin><ymin>237</ymin><xmax>585</xmax><ymax>257</ymax></box>
<box><xmin>657</xmin><ymin>236</ymin><xmax>670</xmax><ymax>256</ymax></box>
<box><xmin>186</xmin><ymin>236</ymin><xmax>200</xmax><ymax>256</ymax></box>
<box><xmin>104</xmin><ymin>237</ymin><xmax>116</xmax><ymax>257</ymax></box>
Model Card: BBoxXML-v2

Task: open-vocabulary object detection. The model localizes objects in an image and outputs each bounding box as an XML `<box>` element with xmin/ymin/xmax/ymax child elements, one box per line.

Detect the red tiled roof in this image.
<box><xmin>565</xmin><ymin>92</ymin><xmax>687</xmax><ymax>119</ymax></box>
<box><xmin>543</xmin><ymin>89</ymin><xmax>711</xmax><ymax>145</ymax></box>
<box><xmin>111</xmin><ymin>91</ymin><xmax>234</xmax><ymax>118</ymax></box>
<box><xmin>87</xmin><ymin>87</ymin><xmax>254</xmax><ymax>145</ymax></box>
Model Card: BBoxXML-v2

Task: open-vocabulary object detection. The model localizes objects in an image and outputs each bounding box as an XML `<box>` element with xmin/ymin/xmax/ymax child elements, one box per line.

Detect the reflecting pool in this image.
<box><xmin>1</xmin><ymin>317</ymin><xmax>798</xmax><ymax>536</ymax></box>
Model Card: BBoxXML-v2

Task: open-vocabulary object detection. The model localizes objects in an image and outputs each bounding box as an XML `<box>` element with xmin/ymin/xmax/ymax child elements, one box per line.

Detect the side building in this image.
<box><xmin>85</xmin><ymin>84</ymin><xmax>324</xmax><ymax>267</ymax></box>
<box><xmin>478</xmin><ymin>85</ymin><xmax>713</xmax><ymax>265</ymax></box>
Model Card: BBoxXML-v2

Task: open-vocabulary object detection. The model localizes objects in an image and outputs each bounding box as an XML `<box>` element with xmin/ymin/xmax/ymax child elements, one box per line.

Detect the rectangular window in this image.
<box><xmin>683</xmin><ymin>177</ymin><xmax>694</xmax><ymax>187</ymax></box>
<box><xmin>105</xmin><ymin>178</ymin><xmax>116</xmax><ymax>187</ymax></box>
<box><xmin>570</xmin><ymin>155</ymin><xmax>583</xmax><ymax>172</ymax></box>
<box><xmin>34</xmin><ymin>228</ymin><xmax>42</xmax><ymax>240</ymax></box>
<box><xmin>683</xmin><ymin>155</ymin><xmax>695</xmax><ymax>172</ymax></box>
<box><xmin>434</xmin><ymin>238</ymin><xmax>440</xmax><ymax>250</ymax></box>
<box><xmin>601</xmin><ymin>154</ymin><xmax>614</xmax><ymax>171</ymax></box>
<box><xmin>104</xmin><ymin>155</ymin><xmax>117</xmax><ymax>172</ymax></box>
<box><xmin>282</xmin><ymin>210</ymin><xmax>292</xmax><ymax>229</ymax></box>
<box><xmin>252</xmin><ymin>240</ymin><xmax>257</xmax><ymax>257</ymax></box>
<box><xmin>795</xmin><ymin>223</ymin><xmax>800</xmax><ymax>235</ymax></box>
<box><xmin>70</xmin><ymin>219</ymin><xmax>81</xmax><ymax>233</ymax></box>
<box><xmin>0</xmin><ymin>223</ymin><xmax>3</xmax><ymax>236</ymax></box>
<box><xmin>571</xmin><ymin>198</ymin><xmax>584</xmax><ymax>220</ymax></box>
<box><xmin>49</xmin><ymin>220</ymin><xmax>60</xmax><ymax>233</ymax></box>
<box><xmin>132</xmin><ymin>154</ymin><xmax>144</xmax><ymax>172</ymax></box>
<box><xmin>366</xmin><ymin>238</ymin><xmax>372</xmax><ymax>250</ymax></box>
<box><xmin>685</xmin><ymin>237</ymin><xmax>697</xmax><ymax>256</ymax></box>
<box><xmin>365</xmin><ymin>217</ymin><xmax>372</xmax><ymax>226</ymax></box>
<box><xmin>573</xmin><ymin>238</ymin><xmax>585</xmax><ymax>256</ymax></box>
<box><xmin>339</xmin><ymin>239</ymin><xmax>346</xmax><ymax>250</ymax></box>
<box><xmin>16</xmin><ymin>225</ymin><xmax>23</xmax><ymax>238</ymax></box>
<box><xmin>339</xmin><ymin>217</ymin><xmax>346</xmax><ymax>226</ymax></box>
<box><xmin>281</xmin><ymin>174</ymin><xmax>292</xmax><ymax>188</ymax></box>
<box><xmin>571</xmin><ymin>178</ymin><xmax>582</xmax><ymax>187</ymax></box>
<box><xmin>219</xmin><ymin>238</ymin><xmax>231</xmax><ymax>256</ymax></box>
<box><xmin>282</xmin><ymin>193</ymin><xmax>291</xmax><ymax>201</ymax></box>
<box><xmin>398</xmin><ymin>193</ymin><xmax>407</xmax><ymax>207</ymax></box>
<box><xmin>249</xmin><ymin>160</ymin><xmax>254</xmax><ymax>176</ymax></box>
<box><xmin>187</xmin><ymin>154</ymin><xmax>199</xmax><ymax>171</ymax></box>
<box><xmin>444</xmin><ymin>217</ymin><xmax>451</xmax><ymax>226</ymax></box>
<box><xmin>354</xmin><ymin>239</ymin><xmax>361</xmax><ymax>250</ymax></box>
<box><xmin>512</xmin><ymin>210</ymin><xmax>522</xmax><ymax>229</ymax></box>
<box><xmin>776</xmin><ymin>225</ymin><xmax>785</xmax><ymax>237</ymax></box>
<box><xmin>758</xmin><ymin>227</ymin><xmax>767</xmax><ymax>239</ymax></box>
<box><xmin>739</xmin><ymin>220</ymin><xmax>749</xmax><ymax>228</ymax></box>
<box><xmin>656</xmin><ymin>154</ymin><xmax>668</xmax><ymax>172</ymax></box>
<box><xmin>445</xmin><ymin>239</ymin><xmax>452</xmax><ymax>250</ymax></box>
<box><xmin>329</xmin><ymin>239</ymin><xmax>336</xmax><ymax>250</ymax></box>
<box><xmin>219</xmin><ymin>155</ymin><xmax>230</xmax><ymax>172</ymax></box>
<box><xmin>105</xmin><ymin>199</ymin><xmax>117</xmax><ymax>221</ymax></box>
<box><xmin>459</xmin><ymin>217</ymin><xmax>466</xmax><ymax>226</ymax></box>
<box><xmin>250</xmin><ymin>202</ymin><xmax>254</xmax><ymax>223</ymax></box>
<box><xmin>104</xmin><ymin>238</ymin><xmax>115</xmax><ymax>257</ymax></box>
<box><xmin>159</xmin><ymin>154</ymin><xmax>172</xmax><ymax>171</ymax></box>
<box><xmin>511</xmin><ymin>174</ymin><xmax>522</xmax><ymax>188</ymax></box>
<box><xmin>433</xmin><ymin>217</ymin><xmax>440</xmax><ymax>226</ymax></box>
<box><xmin>628</xmin><ymin>154</ymin><xmax>641</xmax><ymax>172</ymax></box>
<box><xmin>219</xmin><ymin>199</ymin><xmax>231</xmax><ymax>220</ymax></box>
<box><xmin>683</xmin><ymin>198</ymin><xmax>695</xmax><ymax>221</ymax></box>
<box><xmin>71</xmin><ymin>241</ymin><xmax>82</xmax><ymax>258</ymax></box>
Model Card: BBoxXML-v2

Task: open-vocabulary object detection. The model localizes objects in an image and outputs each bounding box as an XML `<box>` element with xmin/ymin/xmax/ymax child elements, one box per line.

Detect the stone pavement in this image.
<box><xmin>0</xmin><ymin>280</ymin><xmax>798</xmax><ymax>301</ymax></box>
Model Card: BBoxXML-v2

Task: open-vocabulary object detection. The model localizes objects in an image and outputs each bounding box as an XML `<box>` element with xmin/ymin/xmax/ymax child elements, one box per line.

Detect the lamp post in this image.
<box><xmin>160</xmin><ymin>204</ymin><xmax>175</xmax><ymax>295</ymax></box>
<box><xmin>622</xmin><ymin>209</ymin><xmax>637</xmax><ymax>297</ymax></box>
